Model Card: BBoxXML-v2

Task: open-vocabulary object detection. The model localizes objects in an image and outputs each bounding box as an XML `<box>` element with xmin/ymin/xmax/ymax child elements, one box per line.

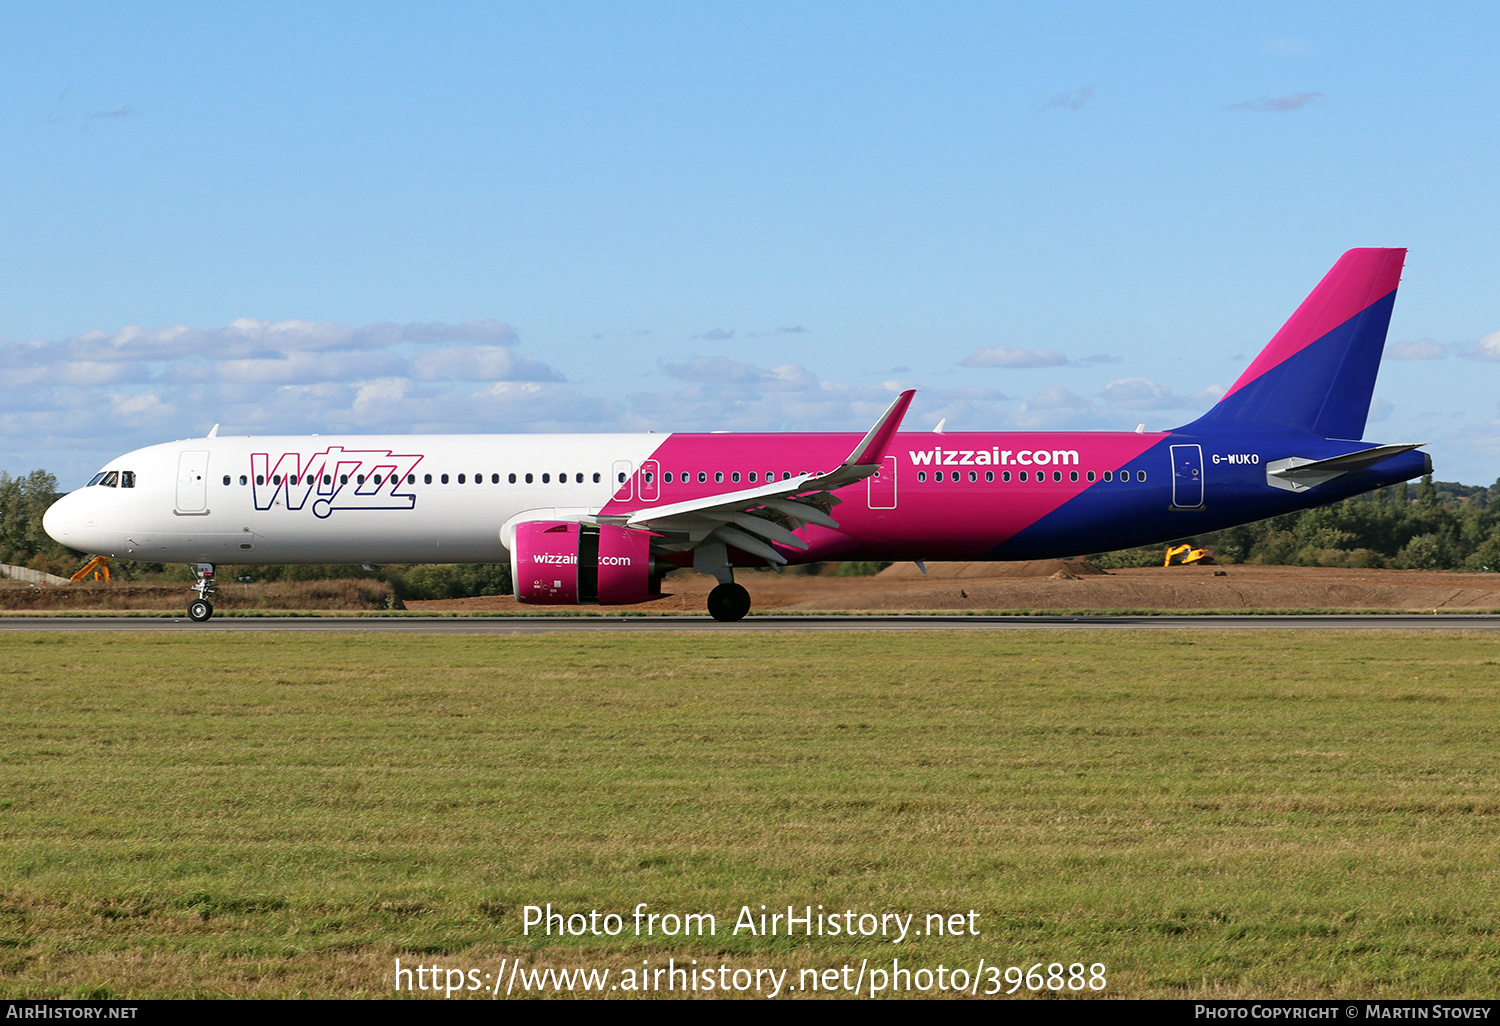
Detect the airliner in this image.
<box><xmin>44</xmin><ymin>248</ymin><xmax>1429</xmax><ymax>622</ymax></box>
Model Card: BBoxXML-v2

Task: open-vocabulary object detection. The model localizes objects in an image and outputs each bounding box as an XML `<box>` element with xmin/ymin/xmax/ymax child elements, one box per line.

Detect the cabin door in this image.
<box><xmin>1170</xmin><ymin>444</ymin><xmax>1204</xmax><ymax>509</ymax></box>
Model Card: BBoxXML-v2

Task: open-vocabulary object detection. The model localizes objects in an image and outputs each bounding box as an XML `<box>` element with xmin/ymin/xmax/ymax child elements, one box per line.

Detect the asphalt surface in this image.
<box><xmin>2</xmin><ymin>614</ymin><xmax>1498</xmax><ymax>632</ymax></box>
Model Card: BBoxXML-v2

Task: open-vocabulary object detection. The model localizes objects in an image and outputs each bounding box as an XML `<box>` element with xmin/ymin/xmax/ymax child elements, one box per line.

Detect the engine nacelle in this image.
<box><xmin>511</xmin><ymin>520</ymin><xmax>661</xmax><ymax>605</ymax></box>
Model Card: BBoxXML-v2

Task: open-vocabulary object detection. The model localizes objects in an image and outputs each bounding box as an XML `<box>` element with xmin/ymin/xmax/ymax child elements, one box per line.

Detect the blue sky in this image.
<box><xmin>4</xmin><ymin>2</ymin><xmax>1498</xmax><ymax>488</ymax></box>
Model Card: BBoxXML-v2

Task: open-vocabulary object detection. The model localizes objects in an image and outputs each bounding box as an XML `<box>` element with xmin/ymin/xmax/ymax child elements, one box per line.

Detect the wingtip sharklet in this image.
<box><xmin>844</xmin><ymin>389</ymin><xmax>915</xmax><ymax>470</ymax></box>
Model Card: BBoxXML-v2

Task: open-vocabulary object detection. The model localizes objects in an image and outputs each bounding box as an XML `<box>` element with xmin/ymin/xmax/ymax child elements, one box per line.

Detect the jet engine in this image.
<box><xmin>510</xmin><ymin>520</ymin><xmax>662</xmax><ymax>605</ymax></box>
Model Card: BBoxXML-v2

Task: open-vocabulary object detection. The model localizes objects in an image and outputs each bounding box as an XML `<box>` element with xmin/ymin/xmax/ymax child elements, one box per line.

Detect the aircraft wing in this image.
<box><xmin>613</xmin><ymin>390</ymin><xmax>914</xmax><ymax>565</ymax></box>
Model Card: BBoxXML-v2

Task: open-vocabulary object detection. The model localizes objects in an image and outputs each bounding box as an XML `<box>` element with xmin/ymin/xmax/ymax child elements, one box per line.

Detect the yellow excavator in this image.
<box><xmin>1163</xmin><ymin>544</ymin><xmax>1215</xmax><ymax>567</ymax></box>
<box><xmin>70</xmin><ymin>555</ymin><xmax>111</xmax><ymax>582</ymax></box>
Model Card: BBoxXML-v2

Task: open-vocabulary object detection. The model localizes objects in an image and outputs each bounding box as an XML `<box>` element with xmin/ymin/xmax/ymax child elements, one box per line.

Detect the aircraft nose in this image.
<box><xmin>43</xmin><ymin>491</ymin><xmax>85</xmax><ymax>549</ymax></box>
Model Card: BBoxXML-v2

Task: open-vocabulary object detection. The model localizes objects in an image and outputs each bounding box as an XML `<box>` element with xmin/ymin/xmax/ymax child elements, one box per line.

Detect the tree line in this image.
<box><xmin>1092</xmin><ymin>474</ymin><xmax>1500</xmax><ymax>571</ymax></box>
<box><xmin>6</xmin><ymin>469</ymin><xmax>1499</xmax><ymax>592</ymax></box>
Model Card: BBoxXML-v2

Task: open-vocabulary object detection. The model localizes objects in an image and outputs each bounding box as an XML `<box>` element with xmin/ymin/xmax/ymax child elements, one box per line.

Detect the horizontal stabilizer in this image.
<box><xmin>1266</xmin><ymin>443</ymin><xmax>1424</xmax><ymax>492</ymax></box>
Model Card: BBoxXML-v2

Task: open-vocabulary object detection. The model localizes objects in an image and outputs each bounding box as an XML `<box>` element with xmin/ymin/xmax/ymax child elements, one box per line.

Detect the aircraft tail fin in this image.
<box><xmin>1180</xmin><ymin>248</ymin><xmax>1406</xmax><ymax>440</ymax></box>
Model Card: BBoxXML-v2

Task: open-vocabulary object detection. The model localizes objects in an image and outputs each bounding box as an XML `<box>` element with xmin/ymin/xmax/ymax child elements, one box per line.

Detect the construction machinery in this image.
<box><xmin>70</xmin><ymin>555</ymin><xmax>111</xmax><ymax>582</ymax></box>
<box><xmin>1163</xmin><ymin>544</ymin><xmax>1215</xmax><ymax>567</ymax></box>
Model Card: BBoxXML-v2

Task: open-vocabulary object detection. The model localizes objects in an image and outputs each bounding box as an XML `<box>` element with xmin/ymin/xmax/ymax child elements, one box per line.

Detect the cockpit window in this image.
<box><xmin>121</xmin><ymin>471</ymin><xmax>135</xmax><ymax>488</ymax></box>
<box><xmin>87</xmin><ymin>473</ymin><xmax>106</xmax><ymax>487</ymax></box>
<box><xmin>100</xmin><ymin>472</ymin><xmax>119</xmax><ymax>488</ymax></box>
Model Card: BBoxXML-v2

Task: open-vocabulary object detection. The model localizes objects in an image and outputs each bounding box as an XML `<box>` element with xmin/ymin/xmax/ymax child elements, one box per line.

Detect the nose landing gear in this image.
<box><xmin>187</xmin><ymin>563</ymin><xmax>216</xmax><ymax>622</ymax></box>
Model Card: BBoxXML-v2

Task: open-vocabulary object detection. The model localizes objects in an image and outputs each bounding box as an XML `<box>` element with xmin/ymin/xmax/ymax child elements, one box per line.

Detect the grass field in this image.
<box><xmin>2</xmin><ymin>630</ymin><xmax>1498</xmax><ymax>999</ymax></box>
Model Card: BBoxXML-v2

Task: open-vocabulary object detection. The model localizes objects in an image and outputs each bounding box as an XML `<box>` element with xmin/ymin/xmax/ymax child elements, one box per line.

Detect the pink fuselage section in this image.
<box><xmin>602</xmin><ymin>430</ymin><xmax>1167</xmax><ymax>562</ymax></box>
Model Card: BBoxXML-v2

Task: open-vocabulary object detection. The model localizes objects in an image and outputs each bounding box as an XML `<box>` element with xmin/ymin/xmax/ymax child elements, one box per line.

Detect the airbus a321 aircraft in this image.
<box><xmin>44</xmin><ymin>248</ymin><xmax>1429</xmax><ymax>622</ymax></box>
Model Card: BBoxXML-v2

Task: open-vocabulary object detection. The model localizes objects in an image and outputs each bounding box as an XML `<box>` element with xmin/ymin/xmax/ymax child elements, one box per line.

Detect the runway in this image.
<box><xmin>2</xmin><ymin>614</ymin><xmax>1498</xmax><ymax>632</ymax></box>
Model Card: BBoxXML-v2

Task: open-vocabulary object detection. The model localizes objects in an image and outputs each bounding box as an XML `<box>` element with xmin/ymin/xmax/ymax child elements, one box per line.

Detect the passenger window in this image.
<box><xmin>591</xmin><ymin>473</ymin><xmax>599</xmax><ymax>483</ymax></box>
<box><xmin>256</xmin><ymin>475</ymin><xmax>265</xmax><ymax>485</ymax></box>
<box><xmin>715</xmin><ymin>472</ymin><xmax>723</xmax><ymax>483</ymax></box>
<box><xmin>1070</xmin><ymin>471</ymin><xmax>1079</xmax><ymax>482</ymax></box>
<box><xmin>1103</xmin><ymin>471</ymin><xmax>1112</xmax><ymax>482</ymax></box>
<box><xmin>273</xmin><ymin>475</ymin><xmax>283</xmax><ymax>485</ymax></box>
<box><xmin>491</xmin><ymin>474</ymin><xmax>499</xmax><ymax>484</ymax></box>
<box><xmin>986</xmin><ymin>471</ymin><xmax>994</xmax><ymax>482</ymax></box>
<box><xmin>917</xmin><ymin>471</ymin><xmax>927</xmax><ymax>482</ymax></box>
<box><xmin>664</xmin><ymin>472</ymin><xmax>673</xmax><ymax>483</ymax></box>
<box><xmin>749</xmin><ymin>472</ymin><xmax>757</xmax><ymax>483</ymax></box>
<box><xmin>732</xmin><ymin>472</ymin><xmax>740</xmax><ymax>483</ymax></box>
<box><xmin>240</xmin><ymin>475</ymin><xmax>248</xmax><ymax>486</ymax></box>
<box><xmin>324</xmin><ymin>474</ymin><xmax>332</xmax><ymax>485</ymax></box>
<box><xmin>525</xmin><ymin>473</ymin><xmax>533</xmax><ymax>484</ymax></box>
<box><xmin>1053</xmin><ymin>471</ymin><xmax>1061</xmax><ymax>482</ymax></box>
<box><xmin>618</xmin><ymin>472</ymin><xmax>626</xmax><ymax>483</ymax></box>
<box><xmin>698</xmin><ymin>472</ymin><xmax>707</xmax><ymax>483</ymax></box>
<box><xmin>969</xmin><ymin>471</ymin><xmax>977</xmax><ymax>482</ymax></box>
<box><xmin>508</xmin><ymin>473</ymin><xmax>516</xmax><ymax>484</ymax></box>
<box><xmin>1086</xmin><ymin>471</ymin><xmax>1095</xmax><ymax>482</ymax></box>
<box><xmin>1019</xmin><ymin>471</ymin><xmax>1027</xmax><ymax>482</ymax></box>
<box><xmin>541</xmin><ymin>473</ymin><xmax>549</xmax><ymax>484</ymax></box>
<box><xmin>425</xmin><ymin>474</ymin><xmax>433</xmax><ymax>484</ymax></box>
<box><xmin>409</xmin><ymin>474</ymin><xmax>417</xmax><ymax>484</ymax></box>
<box><xmin>1002</xmin><ymin>471</ymin><xmax>1011</xmax><ymax>482</ymax></box>
<box><xmin>1138</xmin><ymin>471</ymin><xmax>1147</xmax><ymax>482</ymax></box>
<box><xmin>441</xmin><ymin>474</ymin><xmax>449</xmax><ymax>484</ymax></box>
<box><xmin>222</xmin><ymin>475</ymin><xmax>231</xmax><ymax>486</ymax></box>
<box><xmin>575</xmin><ymin>473</ymin><xmax>583</xmax><ymax>484</ymax></box>
<box><xmin>458</xmin><ymin>474</ymin><xmax>466</xmax><ymax>484</ymax></box>
<box><xmin>340</xmin><ymin>474</ymin><xmax>349</xmax><ymax>484</ymax></box>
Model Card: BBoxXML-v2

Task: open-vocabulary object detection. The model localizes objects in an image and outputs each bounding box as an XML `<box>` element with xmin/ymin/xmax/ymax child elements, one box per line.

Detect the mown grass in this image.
<box><xmin>1</xmin><ymin>631</ymin><xmax>1497</xmax><ymax>998</ymax></box>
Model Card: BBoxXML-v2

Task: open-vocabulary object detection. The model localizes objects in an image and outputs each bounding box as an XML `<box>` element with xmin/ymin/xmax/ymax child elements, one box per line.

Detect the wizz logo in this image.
<box><xmin>250</xmin><ymin>447</ymin><xmax>425</xmax><ymax>519</ymax></box>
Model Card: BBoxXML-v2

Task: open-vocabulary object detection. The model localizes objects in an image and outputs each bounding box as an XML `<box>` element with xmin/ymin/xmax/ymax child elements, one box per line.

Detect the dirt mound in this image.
<box><xmin>406</xmin><ymin>563</ymin><xmax>1500</xmax><ymax>615</ymax></box>
<box><xmin>0</xmin><ymin>579</ymin><xmax>399</xmax><ymax>612</ymax></box>
<box><xmin>9</xmin><ymin>564</ymin><xmax>1500</xmax><ymax>616</ymax></box>
<box><xmin>879</xmin><ymin>559</ymin><xmax>1109</xmax><ymax>579</ymax></box>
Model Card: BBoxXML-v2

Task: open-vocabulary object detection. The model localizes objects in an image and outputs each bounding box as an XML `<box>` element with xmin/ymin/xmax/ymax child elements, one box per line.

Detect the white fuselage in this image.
<box><xmin>44</xmin><ymin>434</ymin><xmax>667</xmax><ymax>564</ymax></box>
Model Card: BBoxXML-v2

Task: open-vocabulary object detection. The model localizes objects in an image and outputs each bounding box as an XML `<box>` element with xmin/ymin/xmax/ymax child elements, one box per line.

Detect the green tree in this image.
<box><xmin>0</xmin><ymin>470</ymin><xmax>71</xmax><ymax>568</ymax></box>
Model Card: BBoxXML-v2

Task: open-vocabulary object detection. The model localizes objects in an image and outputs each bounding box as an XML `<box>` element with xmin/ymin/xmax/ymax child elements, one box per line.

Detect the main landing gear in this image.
<box><xmin>187</xmin><ymin>563</ymin><xmax>216</xmax><ymax>622</ymax></box>
<box><xmin>697</xmin><ymin>541</ymin><xmax>752</xmax><ymax>622</ymax></box>
<box><xmin>707</xmin><ymin>582</ymin><xmax>751</xmax><ymax>622</ymax></box>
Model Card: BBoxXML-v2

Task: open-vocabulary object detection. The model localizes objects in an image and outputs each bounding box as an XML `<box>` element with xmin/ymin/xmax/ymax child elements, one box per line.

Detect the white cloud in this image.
<box><xmin>1388</xmin><ymin>338</ymin><xmax>1448</xmax><ymax>360</ymax></box>
<box><xmin>414</xmin><ymin>345</ymin><xmax>564</xmax><ymax>382</ymax></box>
<box><xmin>1100</xmin><ymin>377</ymin><xmax>1190</xmax><ymax>410</ymax></box>
<box><xmin>661</xmin><ymin>355</ymin><xmax>767</xmax><ymax>384</ymax></box>
<box><xmin>1040</xmin><ymin>85</ymin><xmax>1095</xmax><ymax>112</ymax></box>
<box><xmin>1008</xmin><ymin>385</ymin><xmax>1109</xmax><ymax>430</ymax></box>
<box><xmin>1226</xmin><ymin>92</ymin><xmax>1323</xmax><ymax>112</ymax></box>
<box><xmin>1469</xmin><ymin>331</ymin><xmax>1500</xmax><ymax>361</ymax></box>
<box><xmin>107</xmin><ymin>391</ymin><xmax>176</xmax><ymax>423</ymax></box>
<box><xmin>214</xmin><ymin>350</ymin><xmax>410</xmax><ymax>385</ymax></box>
<box><xmin>960</xmin><ymin>345</ymin><xmax>1069</xmax><ymax>369</ymax></box>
